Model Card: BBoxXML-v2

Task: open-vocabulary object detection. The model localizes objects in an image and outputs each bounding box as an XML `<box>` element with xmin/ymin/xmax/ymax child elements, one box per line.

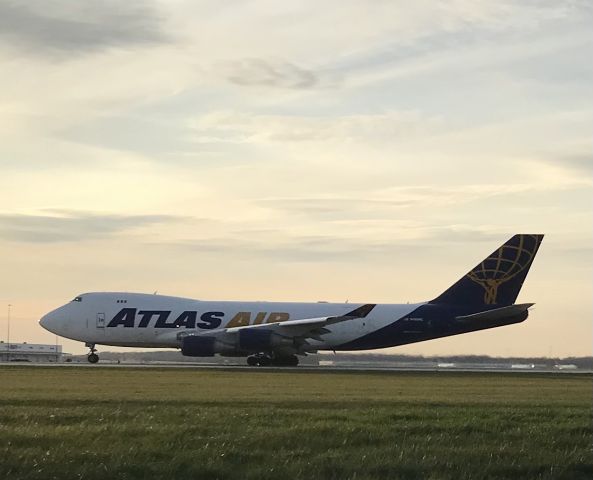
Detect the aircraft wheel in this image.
<box><xmin>258</xmin><ymin>356</ymin><xmax>271</xmax><ymax>367</ymax></box>
<box><xmin>87</xmin><ymin>353</ymin><xmax>99</xmax><ymax>364</ymax></box>
<box><xmin>247</xmin><ymin>356</ymin><xmax>258</xmax><ymax>366</ymax></box>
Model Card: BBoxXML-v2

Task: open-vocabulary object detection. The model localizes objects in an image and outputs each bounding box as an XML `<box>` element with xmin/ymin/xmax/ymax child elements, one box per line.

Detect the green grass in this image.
<box><xmin>0</xmin><ymin>366</ymin><xmax>591</xmax><ymax>480</ymax></box>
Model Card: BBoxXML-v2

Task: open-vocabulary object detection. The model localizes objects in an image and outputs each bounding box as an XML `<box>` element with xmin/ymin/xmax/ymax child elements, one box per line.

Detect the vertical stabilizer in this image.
<box><xmin>430</xmin><ymin>234</ymin><xmax>544</xmax><ymax>307</ymax></box>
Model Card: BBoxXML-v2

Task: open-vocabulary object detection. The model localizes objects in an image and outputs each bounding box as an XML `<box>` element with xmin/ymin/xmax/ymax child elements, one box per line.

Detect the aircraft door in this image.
<box><xmin>96</xmin><ymin>313</ymin><xmax>106</xmax><ymax>328</ymax></box>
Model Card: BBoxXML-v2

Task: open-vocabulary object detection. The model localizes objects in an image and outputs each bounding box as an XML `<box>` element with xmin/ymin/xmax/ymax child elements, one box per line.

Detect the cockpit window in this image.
<box><xmin>72</xmin><ymin>296</ymin><xmax>83</xmax><ymax>302</ymax></box>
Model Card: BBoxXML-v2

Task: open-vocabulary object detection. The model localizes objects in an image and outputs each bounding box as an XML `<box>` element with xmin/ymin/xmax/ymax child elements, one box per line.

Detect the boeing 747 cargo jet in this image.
<box><xmin>40</xmin><ymin>234</ymin><xmax>543</xmax><ymax>366</ymax></box>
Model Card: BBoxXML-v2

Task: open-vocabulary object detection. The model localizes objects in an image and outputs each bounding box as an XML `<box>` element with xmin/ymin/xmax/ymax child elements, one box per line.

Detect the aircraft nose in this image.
<box><xmin>39</xmin><ymin>309</ymin><xmax>64</xmax><ymax>335</ymax></box>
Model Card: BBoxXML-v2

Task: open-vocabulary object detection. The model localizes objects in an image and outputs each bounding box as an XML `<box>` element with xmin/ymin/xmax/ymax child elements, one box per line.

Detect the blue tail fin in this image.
<box><xmin>430</xmin><ymin>234</ymin><xmax>544</xmax><ymax>307</ymax></box>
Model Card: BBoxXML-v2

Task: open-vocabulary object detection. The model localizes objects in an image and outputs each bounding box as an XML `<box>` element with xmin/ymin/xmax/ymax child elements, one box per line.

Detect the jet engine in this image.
<box><xmin>237</xmin><ymin>329</ymin><xmax>293</xmax><ymax>350</ymax></box>
<box><xmin>181</xmin><ymin>336</ymin><xmax>233</xmax><ymax>357</ymax></box>
<box><xmin>180</xmin><ymin>330</ymin><xmax>294</xmax><ymax>357</ymax></box>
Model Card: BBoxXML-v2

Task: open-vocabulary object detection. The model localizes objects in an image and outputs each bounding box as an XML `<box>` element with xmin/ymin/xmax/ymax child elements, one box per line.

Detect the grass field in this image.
<box><xmin>0</xmin><ymin>366</ymin><xmax>591</xmax><ymax>480</ymax></box>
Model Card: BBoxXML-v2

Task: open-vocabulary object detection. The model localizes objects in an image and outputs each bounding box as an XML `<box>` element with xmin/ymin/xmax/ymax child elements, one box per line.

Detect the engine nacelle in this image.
<box><xmin>181</xmin><ymin>336</ymin><xmax>234</xmax><ymax>357</ymax></box>
<box><xmin>238</xmin><ymin>329</ymin><xmax>293</xmax><ymax>350</ymax></box>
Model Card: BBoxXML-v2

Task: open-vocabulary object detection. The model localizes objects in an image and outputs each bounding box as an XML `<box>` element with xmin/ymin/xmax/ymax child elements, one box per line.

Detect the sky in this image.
<box><xmin>0</xmin><ymin>0</ymin><xmax>591</xmax><ymax>357</ymax></box>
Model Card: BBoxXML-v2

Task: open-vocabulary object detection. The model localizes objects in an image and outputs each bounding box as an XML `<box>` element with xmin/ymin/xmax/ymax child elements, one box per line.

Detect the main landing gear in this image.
<box><xmin>246</xmin><ymin>353</ymin><xmax>299</xmax><ymax>367</ymax></box>
<box><xmin>86</xmin><ymin>342</ymin><xmax>99</xmax><ymax>364</ymax></box>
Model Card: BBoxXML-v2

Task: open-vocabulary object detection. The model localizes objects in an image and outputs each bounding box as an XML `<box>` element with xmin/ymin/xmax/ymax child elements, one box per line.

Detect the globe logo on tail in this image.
<box><xmin>466</xmin><ymin>235</ymin><xmax>542</xmax><ymax>304</ymax></box>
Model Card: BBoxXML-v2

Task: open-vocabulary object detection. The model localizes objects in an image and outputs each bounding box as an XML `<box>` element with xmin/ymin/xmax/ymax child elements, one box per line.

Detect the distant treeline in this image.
<box><xmin>68</xmin><ymin>350</ymin><xmax>593</xmax><ymax>368</ymax></box>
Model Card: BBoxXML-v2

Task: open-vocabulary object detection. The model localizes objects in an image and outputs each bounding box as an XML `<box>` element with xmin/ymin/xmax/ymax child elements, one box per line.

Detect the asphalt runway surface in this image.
<box><xmin>1</xmin><ymin>361</ymin><xmax>590</xmax><ymax>374</ymax></box>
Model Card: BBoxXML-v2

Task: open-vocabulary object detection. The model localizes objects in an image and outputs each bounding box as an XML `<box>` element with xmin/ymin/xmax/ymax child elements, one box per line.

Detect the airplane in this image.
<box><xmin>39</xmin><ymin>234</ymin><xmax>543</xmax><ymax>366</ymax></box>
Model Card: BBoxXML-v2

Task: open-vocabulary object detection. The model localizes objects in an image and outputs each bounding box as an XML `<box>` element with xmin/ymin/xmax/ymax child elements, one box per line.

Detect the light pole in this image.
<box><xmin>7</xmin><ymin>304</ymin><xmax>11</xmax><ymax>362</ymax></box>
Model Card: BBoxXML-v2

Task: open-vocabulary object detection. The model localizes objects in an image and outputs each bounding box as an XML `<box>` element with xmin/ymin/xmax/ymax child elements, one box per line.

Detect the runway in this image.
<box><xmin>1</xmin><ymin>361</ymin><xmax>590</xmax><ymax>374</ymax></box>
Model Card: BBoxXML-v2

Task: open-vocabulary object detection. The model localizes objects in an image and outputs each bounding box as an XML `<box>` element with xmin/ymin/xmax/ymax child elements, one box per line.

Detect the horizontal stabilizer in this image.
<box><xmin>455</xmin><ymin>303</ymin><xmax>534</xmax><ymax>323</ymax></box>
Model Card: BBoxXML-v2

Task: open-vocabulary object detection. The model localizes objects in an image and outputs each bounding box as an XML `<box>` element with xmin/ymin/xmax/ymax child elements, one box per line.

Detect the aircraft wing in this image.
<box><xmin>225</xmin><ymin>303</ymin><xmax>375</xmax><ymax>336</ymax></box>
<box><xmin>179</xmin><ymin>304</ymin><xmax>376</xmax><ymax>351</ymax></box>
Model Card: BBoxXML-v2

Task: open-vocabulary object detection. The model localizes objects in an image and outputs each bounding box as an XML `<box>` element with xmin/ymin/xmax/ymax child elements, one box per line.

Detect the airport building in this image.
<box><xmin>0</xmin><ymin>342</ymin><xmax>63</xmax><ymax>363</ymax></box>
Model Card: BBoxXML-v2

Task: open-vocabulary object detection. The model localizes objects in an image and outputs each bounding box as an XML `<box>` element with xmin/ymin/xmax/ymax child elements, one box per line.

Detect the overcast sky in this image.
<box><xmin>0</xmin><ymin>0</ymin><xmax>591</xmax><ymax>357</ymax></box>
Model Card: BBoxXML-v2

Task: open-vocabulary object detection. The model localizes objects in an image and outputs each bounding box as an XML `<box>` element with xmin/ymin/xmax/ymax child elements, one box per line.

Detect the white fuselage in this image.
<box><xmin>40</xmin><ymin>292</ymin><xmax>423</xmax><ymax>351</ymax></box>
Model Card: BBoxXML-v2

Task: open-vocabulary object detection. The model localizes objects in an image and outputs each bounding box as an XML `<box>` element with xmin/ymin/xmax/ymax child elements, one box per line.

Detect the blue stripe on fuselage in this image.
<box><xmin>335</xmin><ymin>303</ymin><xmax>526</xmax><ymax>351</ymax></box>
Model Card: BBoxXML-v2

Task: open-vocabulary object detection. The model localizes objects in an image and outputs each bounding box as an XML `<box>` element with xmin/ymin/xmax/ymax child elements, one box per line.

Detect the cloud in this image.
<box><xmin>190</xmin><ymin>110</ymin><xmax>440</xmax><ymax>144</ymax></box>
<box><xmin>0</xmin><ymin>1</ymin><xmax>168</xmax><ymax>58</ymax></box>
<box><xmin>159</xmin><ymin>222</ymin><xmax>510</xmax><ymax>264</ymax></box>
<box><xmin>255</xmin><ymin>197</ymin><xmax>419</xmax><ymax>223</ymax></box>
<box><xmin>57</xmin><ymin>114</ymin><xmax>198</xmax><ymax>157</ymax></box>
<box><xmin>164</xmin><ymin>235</ymin><xmax>410</xmax><ymax>263</ymax></box>
<box><xmin>0</xmin><ymin>210</ymin><xmax>183</xmax><ymax>243</ymax></box>
<box><xmin>329</xmin><ymin>2</ymin><xmax>591</xmax><ymax>90</ymax></box>
<box><xmin>553</xmin><ymin>154</ymin><xmax>592</xmax><ymax>174</ymax></box>
<box><xmin>221</xmin><ymin>58</ymin><xmax>324</xmax><ymax>89</ymax></box>
<box><xmin>258</xmin><ymin>197</ymin><xmax>415</xmax><ymax>218</ymax></box>
<box><xmin>254</xmin><ymin>184</ymin><xmax>544</xmax><ymax>221</ymax></box>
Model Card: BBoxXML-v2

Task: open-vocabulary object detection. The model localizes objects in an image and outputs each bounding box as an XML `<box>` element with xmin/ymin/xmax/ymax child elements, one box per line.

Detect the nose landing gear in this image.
<box><xmin>85</xmin><ymin>343</ymin><xmax>99</xmax><ymax>364</ymax></box>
